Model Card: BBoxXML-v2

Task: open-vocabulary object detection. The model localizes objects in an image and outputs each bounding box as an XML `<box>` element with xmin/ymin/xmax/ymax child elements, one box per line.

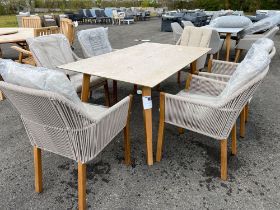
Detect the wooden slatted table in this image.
<box><xmin>59</xmin><ymin>42</ymin><xmax>210</xmax><ymax>166</ymax></box>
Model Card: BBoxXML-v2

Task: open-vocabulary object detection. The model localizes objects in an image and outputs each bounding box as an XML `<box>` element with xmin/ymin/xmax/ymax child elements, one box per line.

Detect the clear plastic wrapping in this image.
<box><xmin>0</xmin><ymin>59</ymin><xmax>81</xmax><ymax>104</ymax></box>
<box><xmin>210</xmin><ymin>15</ymin><xmax>253</xmax><ymax>28</ymax></box>
<box><xmin>221</xmin><ymin>44</ymin><xmax>270</xmax><ymax>98</ymax></box>
<box><xmin>244</xmin><ymin>14</ymin><xmax>280</xmax><ymax>35</ymax></box>
<box><xmin>27</xmin><ymin>34</ymin><xmax>77</xmax><ymax>76</ymax></box>
<box><xmin>77</xmin><ymin>27</ymin><xmax>112</xmax><ymax>58</ymax></box>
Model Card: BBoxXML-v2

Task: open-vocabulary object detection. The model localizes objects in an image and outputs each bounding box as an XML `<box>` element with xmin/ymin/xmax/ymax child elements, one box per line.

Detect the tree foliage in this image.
<box><xmin>1</xmin><ymin>0</ymin><xmax>280</xmax><ymax>15</ymax></box>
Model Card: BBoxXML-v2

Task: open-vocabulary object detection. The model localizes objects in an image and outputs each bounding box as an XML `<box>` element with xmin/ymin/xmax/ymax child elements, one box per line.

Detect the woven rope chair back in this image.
<box><xmin>60</xmin><ymin>18</ymin><xmax>75</xmax><ymax>45</ymax></box>
<box><xmin>22</xmin><ymin>16</ymin><xmax>41</xmax><ymax>28</ymax></box>
<box><xmin>0</xmin><ymin>81</ymin><xmax>93</xmax><ymax>161</ymax></box>
<box><xmin>34</xmin><ymin>26</ymin><xmax>60</xmax><ymax>37</ymax></box>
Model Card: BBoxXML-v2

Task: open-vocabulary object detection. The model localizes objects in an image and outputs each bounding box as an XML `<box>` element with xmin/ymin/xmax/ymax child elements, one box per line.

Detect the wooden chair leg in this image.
<box><xmin>103</xmin><ymin>81</ymin><xmax>110</xmax><ymax>107</ymax></box>
<box><xmin>220</xmin><ymin>139</ymin><xmax>227</xmax><ymax>181</ymax></box>
<box><xmin>178</xmin><ymin>127</ymin><xmax>184</xmax><ymax>134</ymax></box>
<box><xmin>156</xmin><ymin>92</ymin><xmax>165</xmax><ymax>162</ymax></box>
<box><xmin>240</xmin><ymin>107</ymin><xmax>246</xmax><ymax>138</ymax></box>
<box><xmin>231</xmin><ymin>124</ymin><xmax>237</xmax><ymax>155</ymax></box>
<box><xmin>245</xmin><ymin>103</ymin><xmax>249</xmax><ymax>123</ymax></box>
<box><xmin>234</xmin><ymin>49</ymin><xmax>242</xmax><ymax>63</ymax></box>
<box><xmin>0</xmin><ymin>91</ymin><xmax>4</xmax><ymax>101</ymax></box>
<box><xmin>78</xmin><ymin>162</ymin><xmax>87</xmax><ymax>210</ymax></box>
<box><xmin>124</xmin><ymin>95</ymin><xmax>133</xmax><ymax>165</ymax></box>
<box><xmin>207</xmin><ymin>58</ymin><xmax>212</xmax><ymax>73</ymax></box>
<box><xmin>133</xmin><ymin>84</ymin><xmax>137</xmax><ymax>94</ymax></box>
<box><xmin>113</xmin><ymin>80</ymin><xmax>117</xmax><ymax>104</ymax></box>
<box><xmin>177</xmin><ymin>71</ymin><xmax>181</xmax><ymax>84</ymax></box>
<box><xmin>33</xmin><ymin>146</ymin><xmax>43</xmax><ymax>193</ymax></box>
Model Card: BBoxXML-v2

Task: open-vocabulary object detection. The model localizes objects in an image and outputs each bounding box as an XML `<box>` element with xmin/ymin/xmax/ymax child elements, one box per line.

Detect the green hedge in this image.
<box><xmin>1</xmin><ymin>0</ymin><xmax>280</xmax><ymax>15</ymax></box>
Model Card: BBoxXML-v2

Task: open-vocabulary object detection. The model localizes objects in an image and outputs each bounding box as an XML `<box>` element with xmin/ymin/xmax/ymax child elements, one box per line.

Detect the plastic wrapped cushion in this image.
<box><xmin>244</xmin><ymin>14</ymin><xmax>280</xmax><ymax>35</ymax></box>
<box><xmin>220</xmin><ymin>46</ymin><xmax>270</xmax><ymax>98</ymax></box>
<box><xmin>77</xmin><ymin>27</ymin><xmax>112</xmax><ymax>58</ymax></box>
<box><xmin>0</xmin><ymin>59</ymin><xmax>81</xmax><ymax>105</ymax></box>
<box><xmin>251</xmin><ymin>38</ymin><xmax>274</xmax><ymax>53</ymax></box>
<box><xmin>210</xmin><ymin>15</ymin><xmax>252</xmax><ymax>28</ymax></box>
<box><xmin>26</xmin><ymin>34</ymin><xmax>77</xmax><ymax>76</ymax></box>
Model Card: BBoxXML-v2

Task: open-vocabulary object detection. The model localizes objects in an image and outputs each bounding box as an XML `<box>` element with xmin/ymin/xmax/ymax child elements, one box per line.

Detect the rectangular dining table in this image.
<box><xmin>214</xmin><ymin>27</ymin><xmax>244</xmax><ymax>61</ymax></box>
<box><xmin>59</xmin><ymin>42</ymin><xmax>210</xmax><ymax>166</ymax></box>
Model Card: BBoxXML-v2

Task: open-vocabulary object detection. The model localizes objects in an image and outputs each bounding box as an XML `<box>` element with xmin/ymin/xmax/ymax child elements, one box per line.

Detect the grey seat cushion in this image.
<box><xmin>69</xmin><ymin>73</ymin><xmax>106</xmax><ymax>92</ymax></box>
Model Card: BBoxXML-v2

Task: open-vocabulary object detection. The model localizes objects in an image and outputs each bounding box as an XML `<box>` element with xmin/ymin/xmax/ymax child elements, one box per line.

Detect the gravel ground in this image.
<box><xmin>0</xmin><ymin>18</ymin><xmax>280</xmax><ymax>209</ymax></box>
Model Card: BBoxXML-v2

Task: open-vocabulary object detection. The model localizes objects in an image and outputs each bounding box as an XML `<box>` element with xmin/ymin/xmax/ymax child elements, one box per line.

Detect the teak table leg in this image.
<box><xmin>225</xmin><ymin>33</ymin><xmax>231</xmax><ymax>61</ymax></box>
<box><xmin>156</xmin><ymin>92</ymin><xmax>165</xmax><ymax>162</ymax></box>
<box><xmin>81</xmin><ymin>74</ymin><xmax>91</xmax><ymax>102</ymax></box>
<box><xmin>78</xmin><ymin>162</ymin><xmax>87</xmax><ymax>210</ymax></box>
<box><xmin>113</xmin><ymin>80</ymin><xmax>118</xmax><ymax>104</ymax></box>
<box><xmin>142</xmin><ymin>86</ymin><xmax>153</xmax><ymax>166</ymax></box>
<box><xmin>190</xmin><ymin>60</ymin><xmax>197</xmax><ymax>74</ymax></box>
<box><xmin>34</xmin><ymin>146</ymin><xmax>43</xmax><ymax>193</ymax></box>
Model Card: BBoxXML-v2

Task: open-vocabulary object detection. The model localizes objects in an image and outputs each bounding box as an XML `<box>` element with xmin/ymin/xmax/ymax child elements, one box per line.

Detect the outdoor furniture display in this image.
<box><xmin>22</xmin><ymin>16</ymin><xmax>42</xmax><ymax>28</ymax></box>
<box><xmin>0</xmin><ymin>60</ymin><xmax>133</xmax><ymax>209</ymax></box>
<box><xmin>156</xmin><ymin>45</ymin><xmax>271</xmax><ymax>180</ymax></box>
<box><xmin>235</xmin><ymin>26</ymin><xmax>279</xmax><ymax>62</ymax></box>
<box><xmin>27</xmin><ymin>34</ymin><xmax>110</xmax><ymax>106</ymax></box>
<box><xmin>59</xmin><ymin>42</ymin><xmax>210</xmax><ymax>166</ymax></box>
<box><xmin>11</xmin><ymin>26</ymin><xmax>60</xmax><ymax>65</ymax></box>
<box><xmin>171</xmin><ymin>22</ymin><xmax>183</xmax><ymax>44</ymax></box>
<box><xmin>82</xmin><ymin>9</ymin><xmax>96</xmax><ymax>23</ymax></box>
<box><xmin>42</xmin><ymin>14</ymin><xmax>57</xmax><ymax>27</ymax></box>
<box><xmin>60</xmin><ymin>18</ymin><xmax>75</xmax><ymax>46</ymax></box>
<box><xmin>176</xmin><ymin>26</ymin><xmax>212</xmax><ymax>83</ymax></box>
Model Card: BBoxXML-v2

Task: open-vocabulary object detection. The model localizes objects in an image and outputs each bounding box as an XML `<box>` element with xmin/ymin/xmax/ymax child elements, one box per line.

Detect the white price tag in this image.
<box><xmin>142</xmin><ymin>96</ymin><xmax>152</xmax><ymax>110</ymax></box>
<box><xmin>73</xmin><ymin>21</ymin><xmax>79</xmax><ymax>27</ymax></box>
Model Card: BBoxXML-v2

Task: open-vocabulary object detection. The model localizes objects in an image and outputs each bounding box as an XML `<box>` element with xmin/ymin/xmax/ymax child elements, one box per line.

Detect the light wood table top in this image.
<box><xmin>0</xmin><ymin>28</ymin><xmax>34</xmax><ymax>44</ymax></box>
<box><xmin>59</xmin><ymin>42</ymin><xmax>210</xmax><ymax>88</ymax></box>
<box><xmin>213</xmin><ymin>27</ymin><xmax>244</xmax><ymax>34</ymax></box>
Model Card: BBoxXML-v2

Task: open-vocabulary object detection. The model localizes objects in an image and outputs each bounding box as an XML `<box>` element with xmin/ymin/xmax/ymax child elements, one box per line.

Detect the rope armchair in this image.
<box><xmin>27</xmin><ymin>34</ymin><xmax>111</xmax><ymax>106</ymax></box>
<box><xmin>0</xmin><ymin>80</ymin><xmax>132</xmax><ymax>209</ymax></box>
<box><xmin>156</xmin><ymin>46</ymin><xmax>271</xmax><ymax>180</ymax></box>
<box><xmin>201</xmin><ymin>38</ymin><xmax>276</xmax><ymax>137</ymax></box>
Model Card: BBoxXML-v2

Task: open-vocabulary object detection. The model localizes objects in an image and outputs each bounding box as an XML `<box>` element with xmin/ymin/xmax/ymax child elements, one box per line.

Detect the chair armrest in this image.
<box><xmin>198</xmin><ymin>72</ymin><xmax>231</xmax><ymax>82</ymax></box>
<box><xmin>187</xmin><ymin>74</ymin><xmax>227</xmax><ymax>96</ymax></box>
<box><xmin>79</xmin><ymin>95</ymin><xmax>133</xmax><ymax>163</ymax></box>
<box><xmin>163</xmin><ymin>92</ymin><xmax>237</xmax><ymax>140</ymax></box>
<box><xmin>11</xmin><ymin>46</ymin><xmax>33</xmax><ymax>56</ymax></box>
<box><xmin>211</xmin><ymin>59</ymin><xmax>238</xmax><ymax>75</ymax></box>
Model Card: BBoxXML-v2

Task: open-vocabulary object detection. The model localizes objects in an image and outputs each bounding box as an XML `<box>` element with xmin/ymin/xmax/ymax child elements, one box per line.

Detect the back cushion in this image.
<box><xmin>220</xmin><ymin>46</ymin><xmax>270</xmax><ymax>98</ymax></box>
<box><xmin>210</xmin><ymin>15</ymin><xmax>252</xmax><ymax>28</ymax></box>
<box><xmin>0</xmin><ymin>59</ymin><xmax>81</xmax><ymax>105</ymax></box>
<box><xmin>180</xmin><ymin>26</ymin><xmax>212</xmax><ymax>47</ymax></box>
<box><xmin>27</xmin><ymin>34</ymin><xmax>75</xmax><ymax>69</ymax></box>
<box><xmin>77</xmin><ymin>27</ymin><xmax>112</xmax><ymax>58</ymax></box>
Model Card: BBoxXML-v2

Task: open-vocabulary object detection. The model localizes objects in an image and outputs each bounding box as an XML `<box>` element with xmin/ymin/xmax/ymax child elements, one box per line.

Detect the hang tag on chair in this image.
<box><xmin>142</xmin><ymin>96</ymin><xmax>152</xmax><ymax>110</ymax></box>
